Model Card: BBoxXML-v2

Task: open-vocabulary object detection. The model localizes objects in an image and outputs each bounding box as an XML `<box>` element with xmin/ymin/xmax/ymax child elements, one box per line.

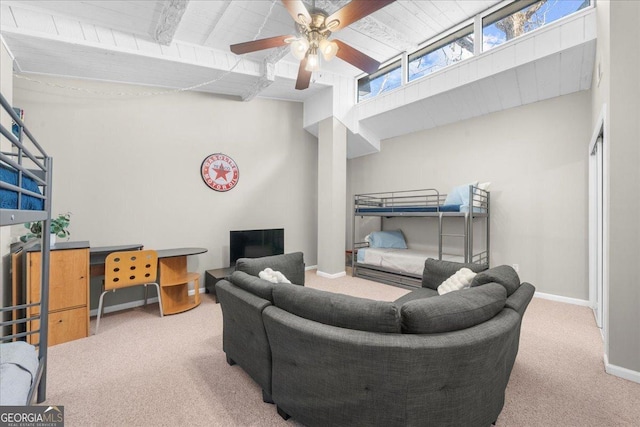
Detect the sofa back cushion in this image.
<box><xmin>272</xmin><ymin>284</ymin><xmax>401</xmax><ymax>333</ymax></box>
<box><xmin>235</xmin><ymin>252</ymin><xmax>305</xmax><ymax>285</ymax></box>
<box><xmin>230</xmin><ymin>271</ymin><xmax>276</xmax><ymax>302</ymax></box>
<box><xmin>470</xmin><ymin>265</ymin><xmax>520</xmax><ymax>296</ymax></box>
<box><xmin>401</xmin><ymin>283</ymin><xmax>506</xmax><ymax>334</ymax></box>
<box><xmin>422</xmin><ymin>258</ymin><xmax>488</xmax><ymax>290</ymax></box>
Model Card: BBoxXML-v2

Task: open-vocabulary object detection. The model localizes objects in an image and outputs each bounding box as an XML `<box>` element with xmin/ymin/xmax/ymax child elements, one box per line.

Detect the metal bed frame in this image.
<box><xmin>352</xmin><ymin>186</ymin><xmax>490</xmax><ymax>289</ymax></box>
<box><xmin>0</xmin><ymin>91</ymin><xmax>52</xmax><ymax>404</ymax></box>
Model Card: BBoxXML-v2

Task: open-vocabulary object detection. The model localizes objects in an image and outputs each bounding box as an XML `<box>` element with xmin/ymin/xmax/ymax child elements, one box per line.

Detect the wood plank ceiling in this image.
<box><xmin>1</xmin><ymin>0</ymin><xmax>501</xmax><ymax>101</ymax></box>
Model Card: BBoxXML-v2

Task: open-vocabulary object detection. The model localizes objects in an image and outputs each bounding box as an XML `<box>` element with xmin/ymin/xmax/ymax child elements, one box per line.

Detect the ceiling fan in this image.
<box><xmin>230</xmin><ymin>0</ymin><xmax>396</xmax><ymax>90</ymax></box>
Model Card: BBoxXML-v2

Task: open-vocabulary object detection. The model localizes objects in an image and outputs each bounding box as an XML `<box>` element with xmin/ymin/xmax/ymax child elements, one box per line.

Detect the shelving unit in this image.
<box><xmin>157</xmin><ymin>248</ymin><xmax>207</xmax><ymax>315</ymax></box>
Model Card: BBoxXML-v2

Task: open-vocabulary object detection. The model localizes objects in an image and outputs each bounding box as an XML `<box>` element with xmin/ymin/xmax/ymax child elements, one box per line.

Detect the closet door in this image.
<box><xmin>589</xmin><ymin>135</ymin><xmax>604</xmax><ymax>329</ymax></box>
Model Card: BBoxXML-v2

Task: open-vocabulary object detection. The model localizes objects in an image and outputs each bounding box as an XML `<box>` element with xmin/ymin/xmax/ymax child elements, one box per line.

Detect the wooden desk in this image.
<box><xmin>157</xmin><ymin>247</ymin><xmax>207</xmax><ymax>315</ymax></box>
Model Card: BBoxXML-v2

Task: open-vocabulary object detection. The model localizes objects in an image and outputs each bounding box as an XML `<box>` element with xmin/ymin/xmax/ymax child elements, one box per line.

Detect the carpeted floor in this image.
<box><xmin>43</xmin><ymin>271</ymin><xmax>640</xmax><ymax>426</ymax></box>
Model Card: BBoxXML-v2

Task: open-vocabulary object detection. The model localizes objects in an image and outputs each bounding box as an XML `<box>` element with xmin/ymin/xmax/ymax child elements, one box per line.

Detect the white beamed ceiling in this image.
<box><xmin>0</xmin><ymin>1</ymin><xmax>597</xmax><ymax>157</ymax></box>
<box><xmin>1</xmin><ymin>0</ymin><xmax>500</xmax><ymax>100</ymax></box>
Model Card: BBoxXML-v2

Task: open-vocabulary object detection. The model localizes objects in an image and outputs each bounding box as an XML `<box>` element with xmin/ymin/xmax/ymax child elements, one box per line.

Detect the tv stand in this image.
<box><xmin>205</xmin><ymin>266</ymin><xmax>234</xmax><ymax>301</ymax></box>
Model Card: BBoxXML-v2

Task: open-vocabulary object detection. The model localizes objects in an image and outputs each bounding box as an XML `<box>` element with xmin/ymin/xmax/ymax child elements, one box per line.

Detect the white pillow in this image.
<box><xmin>259</xmin><ymin>268</ymin><xmax>291</xmax><ymax>284</ymax></box>
<box><xmin>473</xmin><ymin>182</ymin><xmax>491</xmax><ymax>207</ymax></box>
<box><xmin>437</xmin><ymin>268</ymin><xmax>477</xmax><ymax>295</ymax></box>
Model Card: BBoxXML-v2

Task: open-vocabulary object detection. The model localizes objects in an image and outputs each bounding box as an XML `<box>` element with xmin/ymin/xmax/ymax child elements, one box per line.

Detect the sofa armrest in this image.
<box><xmin>505</xmin><ymin>282</ymin><xmax>535</xmax><ymax>316</ymax></box>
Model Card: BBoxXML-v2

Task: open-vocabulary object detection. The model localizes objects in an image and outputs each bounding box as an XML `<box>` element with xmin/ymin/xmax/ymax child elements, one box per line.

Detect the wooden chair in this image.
<box><xmin>95</xmin><ymin>250</ymin><xmax>163</xmax><ymax>334</ymax></box>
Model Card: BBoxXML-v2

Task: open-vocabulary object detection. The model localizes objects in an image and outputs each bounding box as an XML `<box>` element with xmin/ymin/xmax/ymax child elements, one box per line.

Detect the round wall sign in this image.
<box><xmin>201</xmin><ymin>153</ymin><xmax>239</xmax><ymax>192</ymax></box>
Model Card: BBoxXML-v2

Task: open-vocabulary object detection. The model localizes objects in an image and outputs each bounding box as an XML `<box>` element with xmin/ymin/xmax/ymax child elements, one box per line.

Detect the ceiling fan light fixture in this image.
<box><xmin>289</xmin><ymin>37</ymin><xmax>309</xmax><ymax>60</ymax></box>
<box><xmin>305</xmin><ymin>47</ymin><xmax>320</xmax><ymax>72</ymax></box>
<box><xmin>319</xmin><ymin>39</ymin><xmax>338</xmax><ymax>61</ymax></box>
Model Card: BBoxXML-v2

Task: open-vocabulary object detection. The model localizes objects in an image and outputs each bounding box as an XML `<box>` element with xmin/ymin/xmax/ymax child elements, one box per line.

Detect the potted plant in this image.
<box><xmin>20</xmin><ymin>212</ymin><xmax>71</xmax><ymax>246</ymax></box>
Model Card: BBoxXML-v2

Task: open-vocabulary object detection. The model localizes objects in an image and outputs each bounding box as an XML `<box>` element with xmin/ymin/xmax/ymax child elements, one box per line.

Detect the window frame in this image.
<box><xmin>357</xmin><ymin>56</ymin><xmax>403</xmax><ymax>103</ymax></box>
<box><xmin>407</xmin><ymin>23</ymin><xmax>475</xmax><ymax>83</ymax></box>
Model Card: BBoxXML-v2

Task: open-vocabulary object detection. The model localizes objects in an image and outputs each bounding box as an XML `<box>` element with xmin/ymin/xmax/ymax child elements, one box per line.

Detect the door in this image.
<box><xmin>589</xmin><ymin>134</ymin><xmax>604</xmax><ymax>329</ymax></box>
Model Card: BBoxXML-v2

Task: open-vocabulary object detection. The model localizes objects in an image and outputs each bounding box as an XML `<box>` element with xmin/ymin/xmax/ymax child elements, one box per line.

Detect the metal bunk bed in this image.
<box><xmin>0</xmin><ymin>91</ymin><xmax>52</xmax><ymax>404</ymax></box>
<box><xmin>352</xmin><ymin>186</ymin><xmax>490</xmax><ymax>289</ymax></box>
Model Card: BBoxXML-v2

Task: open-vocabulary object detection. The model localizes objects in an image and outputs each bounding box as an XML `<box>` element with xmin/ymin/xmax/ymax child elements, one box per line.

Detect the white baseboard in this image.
<box><xmin>305</xmin><ymin>265</ymin><xmax>318</xmax><ymax>271</ymax></box>
<box><xmin>604</xmin><ymin>354</ymin><xmax>640</xmax><ymax>384</ymax></box>
<box><xmin>90</xmin><ymin>288</ymin><xmax>204</xmax><ymax>317</ymax></box>
<box><xmin>534</xmin><ymin>291</ymin><xmax>591</xmax><ymax>307</ymax></box>
<box><xmin>316</xmin><ymin>270</ymin><xmax>346</xmax><ymax>279</ymax></box>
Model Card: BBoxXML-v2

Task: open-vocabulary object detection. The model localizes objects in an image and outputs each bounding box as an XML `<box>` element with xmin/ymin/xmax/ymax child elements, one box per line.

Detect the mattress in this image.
<box><xmin>355</xmin><ymin>204</ymin><xmax>461</xmax><ymax>214</ymax></box>
<box><xmin>356</xmin><ymin>248</ymin><xmax>463</xmax><ymax>276</ymax></box>
<box><xmin>0</xmin><ymin>341</ymin><xmax>39</xmax><ymax>405</ymax></box>
<box><xmin>0</xmin><ymin>165</ymin><xmax>45</xmax><ymax>210</ymax></box>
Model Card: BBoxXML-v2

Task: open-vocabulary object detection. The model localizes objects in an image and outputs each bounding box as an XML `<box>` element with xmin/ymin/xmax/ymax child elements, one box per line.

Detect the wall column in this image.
<box><xmin>317</xmin><ymin>117</ymin><xmax>346</xmax><ymax>277</ymax></box>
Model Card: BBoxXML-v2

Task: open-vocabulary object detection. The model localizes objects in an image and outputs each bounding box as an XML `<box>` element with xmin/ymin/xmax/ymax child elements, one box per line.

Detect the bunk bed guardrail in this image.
<box><xmin>0</xmin><ymin>91</ymin><xmax>52</xmax><ymax>405</ymax></box>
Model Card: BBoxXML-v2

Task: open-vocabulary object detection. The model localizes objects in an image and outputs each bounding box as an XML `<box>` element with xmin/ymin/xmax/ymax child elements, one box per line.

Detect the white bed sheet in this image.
<box><xmin>357</xmin><ymin>248</ymin><xmax>463</xmax><ymax>276</ymax></box>
<box><xmin>0</xmin><ymin>341</ymin><xmax>39</xmax><ymax>405</ymax></box>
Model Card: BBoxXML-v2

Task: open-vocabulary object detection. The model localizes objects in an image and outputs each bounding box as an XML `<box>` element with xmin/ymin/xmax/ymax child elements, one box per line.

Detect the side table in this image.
<box><xmin>205</xmin><ymin>267</ymin><xmax>234</xmax><ymax>302</ymax></box>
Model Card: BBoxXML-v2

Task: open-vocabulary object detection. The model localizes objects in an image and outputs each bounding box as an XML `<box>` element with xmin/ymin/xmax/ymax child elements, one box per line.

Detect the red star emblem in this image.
<box><xmin>212</xmin><ymin>163</ymin><xmax>229</xmax><ymax>181</ymax></box>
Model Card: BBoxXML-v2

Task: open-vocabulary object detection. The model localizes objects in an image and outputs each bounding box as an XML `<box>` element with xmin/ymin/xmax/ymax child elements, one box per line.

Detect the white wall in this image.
<box><xmin>606</xmin><ymin>1</ymin><xmax>640</xmax><ymax>375</ymax></box>
<box><xmin>348</xmin><ymin>90</ymin><xmax>592</xmax><ymax>300</ymax></box>
<box><xmin>12</xmin><ymin>75</ymin><xmax>318</xmax><ymax>307</ymax></box>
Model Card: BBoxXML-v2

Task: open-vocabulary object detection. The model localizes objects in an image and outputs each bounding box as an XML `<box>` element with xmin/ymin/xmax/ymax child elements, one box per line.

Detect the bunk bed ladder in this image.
<box><xmin>438</xmin><ymin>212</ymin><xmax>469</xmax><ymax>262</ymax></box>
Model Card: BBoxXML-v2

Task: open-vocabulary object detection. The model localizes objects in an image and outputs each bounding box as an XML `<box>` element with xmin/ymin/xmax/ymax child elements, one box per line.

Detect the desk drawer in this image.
<box><xmin>29</xmin><ymin>306</ymin><xmax>88</xmax><ymax>346</ymax></box>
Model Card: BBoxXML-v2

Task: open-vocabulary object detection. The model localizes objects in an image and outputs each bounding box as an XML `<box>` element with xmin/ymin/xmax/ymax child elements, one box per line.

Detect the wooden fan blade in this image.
<box><xmin>333</xmin><ymin>39</ymin><xmax>381</xmax><ymax>74</ymax></box>
<box><xmin>282</xmin><ymin>0</ymin><xmax>311</xmax><ymax>25</ymax></box>
<box><xmin>295</xmin><ymin>58</ymin><xmax>312</xmax><ymax>90</ymax></box>
<box><xmin>326</xmin><ymin>0</ymin><xmax>396</xmax><ymax>32</ymax></box>
<box><xmin>230</xmin><ymin>35</ymin><xmax>290</xmax><ymax>55</ymax></box>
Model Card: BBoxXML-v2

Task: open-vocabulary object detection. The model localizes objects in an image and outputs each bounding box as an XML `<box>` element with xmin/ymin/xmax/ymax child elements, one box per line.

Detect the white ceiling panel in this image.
<box><xmin>13</xmin><ymin>0</ymin><xmax>163</xmax><ymax>40</ymax></box>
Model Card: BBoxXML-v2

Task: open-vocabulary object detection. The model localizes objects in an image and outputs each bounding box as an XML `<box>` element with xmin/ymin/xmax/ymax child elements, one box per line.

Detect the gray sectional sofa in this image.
<box><xmin>215</xmin><ymin>254</ymin><xmax>535</xmax><ymax>427</ymax></box>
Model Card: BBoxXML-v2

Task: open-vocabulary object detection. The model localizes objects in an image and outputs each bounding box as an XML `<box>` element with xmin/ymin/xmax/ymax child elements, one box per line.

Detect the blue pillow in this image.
<box><xmin>368</xmin><ymin>230</ymin><xmax>407</xmax><ymax>249</ymax></box>
<box><xmin>443</xmin><ymin>182</ymin><xmax>478</xmax><ymax>206</ymax></box>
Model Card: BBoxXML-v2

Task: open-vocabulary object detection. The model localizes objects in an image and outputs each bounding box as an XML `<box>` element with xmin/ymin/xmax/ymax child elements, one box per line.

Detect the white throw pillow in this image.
<box><xmin>437</xmin><ymin>268</ymin><xmax>477</xmax><ymax>295</ymax></box>
<box><xmin>259</xmin><ymin>268</ymin><xmax>291</xmax><ymax>284</ymax></box>
<box><xmin>473</xmin><ymin>182</ymin><xmax>491</xmax><ymax>207</ymax></box>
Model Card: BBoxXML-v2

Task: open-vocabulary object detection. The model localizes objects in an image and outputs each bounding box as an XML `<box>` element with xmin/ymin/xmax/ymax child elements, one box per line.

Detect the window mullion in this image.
<box><xmin>474</xmin><ymin>14</ymin><xmax>483</xmax><ymax>56</ymax></box>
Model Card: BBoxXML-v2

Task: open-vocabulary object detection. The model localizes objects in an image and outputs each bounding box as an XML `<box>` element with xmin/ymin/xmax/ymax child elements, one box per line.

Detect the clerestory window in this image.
<box><xmin>408</xmin><ymin>25</ymin><xmax>474</xmax><ymax>83</ymax></box>
<box><xmin>357</xmin><ymin>58</ymin><xmax>402</xmax><ymax>102</ymax></box>
<box><xmin>483</xmin><ymin>0</ymin><xmax>591</xmax><ymax>51</ymax></box>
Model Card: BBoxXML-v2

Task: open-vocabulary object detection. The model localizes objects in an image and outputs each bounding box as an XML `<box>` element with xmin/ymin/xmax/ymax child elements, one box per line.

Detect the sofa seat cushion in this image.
<box><xmin>422</xmin><ymin>258</ymin><xmax>488</xmax><ymax>290</ymax></box>
<box><xmin>401</xmin><ymin>283</ymin><xmax>506</xmax><ymax>334</ymax></box>
<box><xmin>235</xmin><ymin>252</ymin><xmax>305</xmax><ymax>285</ymax></box>
<box><xmin>272</xmin><ymin>284</ymin><xmax>401</xmax><ymax>333</ymax></box>
<box><xmin>230</xmin><ymin>271</ymin><xmax>276</xmax><ymax>302</ymax></box>
<box><xmin>394</xmin><ymin>288</ymin><xmax>438</xmax><ymax>305</ymax></box>
<box><xmin>470</xmin><ymin>265</ymin><xmax>520</xmax><ymax>296</ymax></box>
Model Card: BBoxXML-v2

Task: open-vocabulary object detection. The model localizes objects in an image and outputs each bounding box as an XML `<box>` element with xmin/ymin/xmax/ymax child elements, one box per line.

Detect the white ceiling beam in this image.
<box><xmin>242</xmin><ymin>46</ymin><xmax>289</xmax><ymax>101</ymax></box>
<box><xmin>153</xmin><ymin>0</ymin><xmax>189</xmax><ymax>46</ymax></box>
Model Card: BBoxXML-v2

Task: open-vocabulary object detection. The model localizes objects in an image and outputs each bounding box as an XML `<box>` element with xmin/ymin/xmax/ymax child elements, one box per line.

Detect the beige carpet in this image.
<box><xmin>43</xmin><ymin>271</ymin><xmax>640</xmax><ymax>426</ymax></box>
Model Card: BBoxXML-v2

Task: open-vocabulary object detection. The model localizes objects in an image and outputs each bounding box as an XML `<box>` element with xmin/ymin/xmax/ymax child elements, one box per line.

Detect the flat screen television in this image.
<box><xmin>230</xmin><ymin>228</ymin><xmax>284</xmax><ymax>266</ymax></box>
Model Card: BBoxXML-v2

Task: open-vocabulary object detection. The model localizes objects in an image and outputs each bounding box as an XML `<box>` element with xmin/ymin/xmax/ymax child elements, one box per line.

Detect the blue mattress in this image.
<box><xmin>355</xmin><ymin>204</ymin><xmax>461</xmax><ymax>214</ymax></box>
<box><xmin>0</xmin><ymin>165</ymin><xmax>44</xmax><ymax>210</ymax></box>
